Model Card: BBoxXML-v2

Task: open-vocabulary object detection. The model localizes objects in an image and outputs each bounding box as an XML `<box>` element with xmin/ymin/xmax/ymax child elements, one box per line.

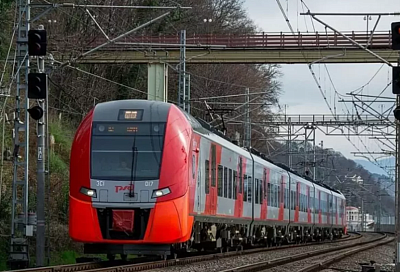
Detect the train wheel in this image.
<box><xmin>107</xmin><ymin>254</ymin><xmax>115</xmax><ymax>261</ymax></box>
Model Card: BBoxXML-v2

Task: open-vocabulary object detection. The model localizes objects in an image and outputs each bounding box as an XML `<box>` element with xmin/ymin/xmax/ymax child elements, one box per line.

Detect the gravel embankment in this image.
<box><xmin>320</xmin><ymin>240</ymin><xmax>395</xmax><ymax>272</ymax></box>
<box><xmin>142</xmin><ymin>233</ymin><xmax>380</xmax><ymax>272</ymax></box>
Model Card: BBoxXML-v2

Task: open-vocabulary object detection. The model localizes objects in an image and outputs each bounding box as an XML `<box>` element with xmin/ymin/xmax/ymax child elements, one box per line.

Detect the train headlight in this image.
<box><xmin>80</xmin><ymin>187</ymin><xmax>97</xmax><ymax>198</ymax></box>
<box><xmin>152</xmin><ymin>187</ymin><xmax>171</xmax><ymax>198</ymax></box>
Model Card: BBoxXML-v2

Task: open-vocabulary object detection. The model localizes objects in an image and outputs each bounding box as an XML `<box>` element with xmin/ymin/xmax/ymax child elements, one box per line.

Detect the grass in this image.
<box><xmin>49</xmin><ymin>118</ymin><xmax>74</xmax><ymax>154</ymax></box>
<box><xmin>49</xmin><ymin>251</ymin><xmax>110</xmax><ymax>265</ymax></box>
<box><xmin>49</xmin><ymin>250</ymin><xmax>79</xmax><ymax>266</ymax></box>
<box><xmin>0</xmin><ymin>251</ymin><xmax>8</xmax><ymax>271</ymax></box>
<box><xmin>50</xmin><ymin>151</ymin><xmax>69</xmax><ymax>175</ymax></box>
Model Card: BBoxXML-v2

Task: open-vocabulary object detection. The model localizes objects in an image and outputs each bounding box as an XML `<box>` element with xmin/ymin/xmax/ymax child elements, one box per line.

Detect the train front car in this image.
<box><xmin>69</xmin><ymin>100</ymin><xmax>194</xmax><ymax>259</ymax></box>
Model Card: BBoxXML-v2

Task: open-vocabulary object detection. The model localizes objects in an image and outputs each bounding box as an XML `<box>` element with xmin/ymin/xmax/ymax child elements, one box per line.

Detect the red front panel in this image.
<box><xmin>69</xmin><ymin>193</ymin><xmax>192</xmax><ymax>244</ymax></box>
<box><xmin>69</xmin><ymin>108</ymin><xmax>94</xmax><ymax>203</ymax></box>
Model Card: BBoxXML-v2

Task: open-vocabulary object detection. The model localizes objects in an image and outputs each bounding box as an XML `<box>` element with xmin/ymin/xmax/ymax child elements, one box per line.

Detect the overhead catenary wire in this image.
<box><xmin>280</xmin><ymin>0</ymin><xmax>394</xmax><ymax>179</ymax></box>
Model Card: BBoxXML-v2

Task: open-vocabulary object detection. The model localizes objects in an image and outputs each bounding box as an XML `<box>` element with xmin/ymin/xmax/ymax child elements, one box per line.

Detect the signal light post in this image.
<box><xmin>27</xmin><ymin>25</ymin><xmax>47</xmax><ymax>267</ymax></box>
<box><xmin>392</xmin><ymin>21</ymin><xmax>400</xmax><ymax>272</ymax></box>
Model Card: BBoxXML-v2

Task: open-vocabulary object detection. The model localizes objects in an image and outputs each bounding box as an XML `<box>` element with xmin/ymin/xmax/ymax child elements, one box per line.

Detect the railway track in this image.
<box><xmin>4</xmin><ymin>233</ymin><xmax>359</xmax><ymax>272</ymax></box>
<box><xmin>214</xmin><ymin>232</ymin><xmax>392</xmax><ymax>272</ymax></box>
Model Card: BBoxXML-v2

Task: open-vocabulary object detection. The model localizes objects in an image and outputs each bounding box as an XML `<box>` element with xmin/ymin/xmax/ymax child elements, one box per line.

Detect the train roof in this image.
<box><xmin>177</xmin><ymin>105</ymin><xmax>343</xmax><ymax>196</ymax></box>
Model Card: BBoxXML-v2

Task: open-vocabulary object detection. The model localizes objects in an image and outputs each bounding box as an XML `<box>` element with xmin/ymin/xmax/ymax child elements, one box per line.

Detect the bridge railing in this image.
<box><xmin>127</xmin><ymin>31</ymin><xmax>392</xmax><ymax>48</ymax></box>
<box><xmin>50</xmin><ymin>31</ymin><xmax>393</xmax><ymax>50</ymax></box>
<box><xmin>272</xmin><ymin>114</ymin><xmax>395</xmax><ymax>125</ymax></box>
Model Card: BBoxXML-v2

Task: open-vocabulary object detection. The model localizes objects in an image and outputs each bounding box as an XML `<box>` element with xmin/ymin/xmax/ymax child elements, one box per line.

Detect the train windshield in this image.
<box><xmin>90</xmin><ymin>122</ymin><xmax>166</xmax><ymax>181</ymax></box>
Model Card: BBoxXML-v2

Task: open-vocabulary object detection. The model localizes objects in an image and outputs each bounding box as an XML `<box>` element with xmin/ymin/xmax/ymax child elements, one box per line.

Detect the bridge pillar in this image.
<box><xmin>147</xmin><ymin>63</ymin><xmax>168</xmax><ymax>102</ymax></box>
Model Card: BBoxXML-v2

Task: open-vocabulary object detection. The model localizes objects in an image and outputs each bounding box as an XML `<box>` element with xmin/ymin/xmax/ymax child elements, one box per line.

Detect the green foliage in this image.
<box><xmin>49</xmin><ymin>250</ymin><xmax>78</xmax><ymax>266</ymax></box>
<box><xmin>49</xmin><ymin>119</ymin><xmax>74</xmax><ymax>155</ymax></box>
<box><xmin>50</xmin><ymin>151</ymin><xmax>68</xmax><ymax>175</ymax></box>
<box><xmin>0</xmin><ymin>238</ymin><xmax>8</xmax><ymax>271</ymax></box>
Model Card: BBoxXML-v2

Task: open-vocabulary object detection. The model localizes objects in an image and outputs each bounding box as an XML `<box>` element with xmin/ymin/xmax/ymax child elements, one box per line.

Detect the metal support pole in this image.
<box><xmin>288</xmin><ymin>117</ymin><xmax>292</xmax><ymax>168</ymax></box>
<box><xmin>396</xmin><ymin>52</ymin><xmax>400</xmax><ymax>272</ymax></box>
<box><xmin>321</xmin><ymin>141</ymin><xmax>324</xmax><ymax>181</ymax></box>
<box><xmin>313</xmin><ymin>128</ymin><xmax>316</xmax><ymax>179</ymax></box>
<box><xmin>378</xmin><ymin>193</ymin><xmax>382</xmax><ymax>232</ymax></box>
<box><xmin>178</xmin><ymin>30</ymin><xmax>186</xmax><ymax>111</ymax></box>
<box><xmin>36</xmin><ymin>25</ymin><xmax>46</xmax><ymax>266</ymax></box>
<box><xmin>304</xmin><ymin>128</ymin><xmax>307</xmax><ymax>175</ymax></box>
<box><xmin>244</xmin><ymin>88</ymin><xmax>251</xmax><ymax>148</ymax></box>
<box><xmin>9</xmin><ymin>0</ymin><xmax>31</xmax><ymax>268</ymax></box>
<box><xmin>185</xmin><ymin>74</ymin><xmax>191</xmax><ymax>114</ymax></box>
<box><xmin>361</xmin><ymin>198</ymin><xmax>364</xmax><ymax>232</ymax></box>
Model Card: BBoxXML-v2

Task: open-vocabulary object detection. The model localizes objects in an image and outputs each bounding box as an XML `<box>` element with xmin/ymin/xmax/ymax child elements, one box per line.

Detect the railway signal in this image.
<box><xmin>394</xmin><ymin>106</ymin><xmax>400</xmax><ymax>121</ymax></box>
<box><xmin>27</xmin><ymin>106</ymin><xmax>44</xmax><ymax>121</ymax></box>
<box><xmin>28</xmin><ymin>73</ymin><xmax>47</xmax><ymax>99</ymax></box>
<box><xmin>28</xmin><ymin>29</ymin><xmax>47</xmax><ymax>56</ymax></box>
<box><xmin>27</xmin><ymin>72</ymin><xmax>47</xmax><ymax>121</ymax></box>
<box><xmin>392</xmin><ymin>22</ymin><xmax>400</xmax><ymax>50</ymax></box>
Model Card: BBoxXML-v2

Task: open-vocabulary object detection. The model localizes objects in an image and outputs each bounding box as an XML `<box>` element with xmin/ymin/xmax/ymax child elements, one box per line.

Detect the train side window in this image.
<box><xmin>267</xmin><ymin>183</ymin><xmax>271</xmax><ymax>206</ymax></box>
<box><xmin>254</xmin><ymin>178</ymin><xmax>259</xmax><ymax>204</ymax></box>
<box><xmin>229</xmin><ymin>169</ymin><xmax>233</xmax><ymax>199</ymax></box>
<box><xmin>211</xmin><ymin>145</ymin><xmax>216</xmax><ymax>187</ymax></box>
<box><xmin>287</xmin><ymin>188</ymin><xmax>290</xmax><ymax>209</ymax></box>
<box><xmin>243</xmin><ymin>175</ymin><xmax>248</xmax><ymax>201</ymax></box>
<box><xmin>205</xmin><ymin>160</ymin><xmax>210</xmax><ymax>194</ymax></box>
<box><xmin>290</xmin><ymin>190</ymin><xmax>295</xmax><ymax>210</ymax></box>
<box><xmin>248</xmin><ymin>176</ymin><xmax>252</xmax><ymax>203</ymax></box>
<box><xmin>277</xmin><ymin>183</ymin><xmax>281</xmax><ymax>208</ymax></box>
<box><xmin>233</xmin><ymin>170</ymin><xmax>237</xmax><ymax>199</ymax></box>
<box><xmin>217</xmin><ymin>165</ymin><xmax>223</xmax><ymax>197</ymax></box>
<box><xmin>223</xmin><ymin>167</ymin><xmax>228</xmax><ymax>198</ymax></box>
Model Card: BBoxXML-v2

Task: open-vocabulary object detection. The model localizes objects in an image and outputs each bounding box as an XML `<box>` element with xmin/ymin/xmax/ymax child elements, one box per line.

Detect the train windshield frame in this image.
<box><xmin>90</xmin><ymin>122</ymin><xmax>166</xmax><ymax>181</ymax></box>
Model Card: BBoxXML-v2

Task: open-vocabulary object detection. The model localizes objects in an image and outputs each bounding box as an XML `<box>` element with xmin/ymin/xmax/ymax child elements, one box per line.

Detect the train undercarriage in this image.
<box><xmin>84</xmin><ymin>220</ymin><xmax>344</xmax><ymax>262</ymax></box>
<box><xmin>173</xmin><ymin>221</ymin><xmax>344</xmax><ymax>255</ymax></box>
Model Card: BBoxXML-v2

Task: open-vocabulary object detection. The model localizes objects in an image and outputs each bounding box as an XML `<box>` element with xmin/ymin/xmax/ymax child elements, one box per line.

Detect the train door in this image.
<box><xmin>194</xmin><ymin>144</ymin><xmax>201</xmax><ymax>213</ymax></box>
<box><xmin>237</xmin><ymin>157</ymin><xmax>244</xmax><ymax>217</ymax></box>
<box><xmin>327</xmin><ymin>193</ymin><xmax>330</xmax><ymax>225</ymax></box>
<box><xmin>278</xmin><ymin>175</ymin><xmax>284</xmax><ymax>221</ymax></box>
<box><xmin>210</xmin><ymin>144</ymin><xmax>217</xmax><ymax>214</ymax></box>
<box><xmin>260</xmin><ymin>168</ymin><xmax>268</xmax><ymax>220</ymax></box>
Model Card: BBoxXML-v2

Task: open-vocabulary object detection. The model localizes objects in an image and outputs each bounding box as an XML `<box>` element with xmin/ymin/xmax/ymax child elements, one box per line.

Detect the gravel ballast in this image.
<box><xmin>142</xmin><ymin>233</ymin><xmax>382</xmax><ymax>272</ymax></box>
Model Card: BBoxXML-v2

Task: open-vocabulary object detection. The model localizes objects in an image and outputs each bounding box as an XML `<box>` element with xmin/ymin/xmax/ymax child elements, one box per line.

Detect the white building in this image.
<box><xmin>346</xmin><ymin>206</ymin><xmax>361</xmax><ymax>231</ymax></box>
<box><xmin>346</xmin><ymin>206</ymin><xmax>374</xmax><ymax>231</ymax></box>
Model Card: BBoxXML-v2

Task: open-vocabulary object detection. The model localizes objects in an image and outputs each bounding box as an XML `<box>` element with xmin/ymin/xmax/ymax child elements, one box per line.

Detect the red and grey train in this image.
<box><xmin>69</xmin><ymin>99</ymin><xmax>347</xmax><ymax>259</ymax></box>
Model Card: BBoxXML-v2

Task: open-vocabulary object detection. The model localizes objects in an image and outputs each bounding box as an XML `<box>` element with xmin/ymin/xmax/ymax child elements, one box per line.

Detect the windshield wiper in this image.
<box><xmin>130</xmin><ymin>136</ymin><xmax>138</xmax><ymax>198</ymax></box>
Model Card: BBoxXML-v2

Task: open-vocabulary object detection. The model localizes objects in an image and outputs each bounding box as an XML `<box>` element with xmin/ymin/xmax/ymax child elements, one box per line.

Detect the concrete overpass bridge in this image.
<box><xmin>51</xmin><ymin>30</ymin><xmax>397</xmax><ymax>103</ymax></box>
<box><xmin>53</xmin><ymin>31</ymin><xmax>396</xmax><ymax>64</ymax></box>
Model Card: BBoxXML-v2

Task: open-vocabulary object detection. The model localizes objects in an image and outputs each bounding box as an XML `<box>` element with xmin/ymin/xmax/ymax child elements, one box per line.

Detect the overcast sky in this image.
<box><xmin>243</xmin><ymin>0</ymin><xmax>397</xmax><ymax>161</ymax></box>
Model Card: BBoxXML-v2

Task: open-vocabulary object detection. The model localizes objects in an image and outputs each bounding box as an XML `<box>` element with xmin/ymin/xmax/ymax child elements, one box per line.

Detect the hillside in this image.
<box><xmin>354</xmin><ymin>157</ymin><xmax>395</xmax><ymax>197</ymax></box>
<box><xmin>354</xmin><ymin>157</ymin><xmax>395</xmax><ymax>177</ymax></box>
